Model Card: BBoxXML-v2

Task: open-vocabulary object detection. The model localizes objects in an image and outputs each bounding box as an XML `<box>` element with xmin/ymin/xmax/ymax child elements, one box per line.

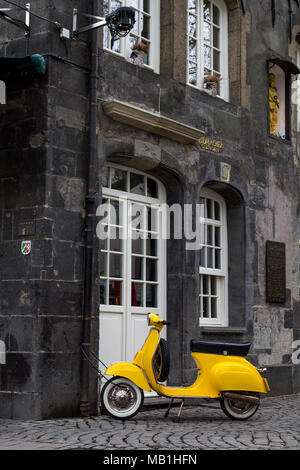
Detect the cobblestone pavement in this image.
<box><xmin>0</xmin><ymin>394</ymin><xmax>299</xmax><ymax>451</ymax></box>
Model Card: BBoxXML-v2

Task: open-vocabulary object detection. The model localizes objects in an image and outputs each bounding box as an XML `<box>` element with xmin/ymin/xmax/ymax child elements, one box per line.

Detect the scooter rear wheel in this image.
<box><xmin>220</xmin><ymin>392</ymin><xmax>260</xmax><ymax>420</ymax></box>
<box><xmin>100</xmin><ymin>377</ymin><xmax>144</xmax><ymax>420</ymax></box>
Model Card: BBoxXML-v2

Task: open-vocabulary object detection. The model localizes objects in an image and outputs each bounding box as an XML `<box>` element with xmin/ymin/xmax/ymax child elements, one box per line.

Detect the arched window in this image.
<box><xmin>103</xmin><ymin>0</ymin><xmax>160</xmax><ymax>73</ymax></box>
<box><xmin>199</xmin><ymin>188</ymin><xmax>228</xmax><ymax>326</ymax></box>
<box><xmin>187</xmin><ymin>0</ymin><xmax>229</xmax><ymax>100</ymax></box>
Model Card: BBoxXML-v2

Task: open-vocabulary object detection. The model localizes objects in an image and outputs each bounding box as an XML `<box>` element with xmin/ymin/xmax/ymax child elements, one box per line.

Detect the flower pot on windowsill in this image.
<box><xmin>130</xmin><ymin>41</ymin><xmax>148</xmax><ymax>67</ymax></box>
<box><xmin>203</xmin><ymin>74</ymin><xmax>222</xmax><ymax>97</ymax></box>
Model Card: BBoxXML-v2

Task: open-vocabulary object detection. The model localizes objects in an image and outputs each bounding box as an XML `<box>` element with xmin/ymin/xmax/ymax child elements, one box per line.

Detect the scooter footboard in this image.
<box><xmin>211</xmin><ymin>361</ymin><xmax>269</xmax><ymax>394</ymax></box>
<box><xmin>104</xmin><ymin>362</ymin><xmax>151</xmax><ymax>392</ymax></box>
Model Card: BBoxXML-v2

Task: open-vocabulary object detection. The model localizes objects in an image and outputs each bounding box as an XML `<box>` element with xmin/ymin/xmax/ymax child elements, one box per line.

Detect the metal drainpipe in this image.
<box><xmin>80</xmin><ymin>0</ymin><xmax>99</xmax><ymax>417</ymax></box>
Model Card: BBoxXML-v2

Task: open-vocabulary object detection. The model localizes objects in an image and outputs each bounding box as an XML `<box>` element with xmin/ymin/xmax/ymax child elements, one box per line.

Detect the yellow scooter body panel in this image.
<box><xmin>105</xmin><ymin>362</ymin><xmax>151</xmax><ymax>392</ymax></box>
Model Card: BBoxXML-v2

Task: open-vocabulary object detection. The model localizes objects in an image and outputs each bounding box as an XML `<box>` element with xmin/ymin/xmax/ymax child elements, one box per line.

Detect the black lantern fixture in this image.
<box><xmin>105</xmin><ymin>6</ymin><xmax>136</xmax><ymax>46</ymax></box>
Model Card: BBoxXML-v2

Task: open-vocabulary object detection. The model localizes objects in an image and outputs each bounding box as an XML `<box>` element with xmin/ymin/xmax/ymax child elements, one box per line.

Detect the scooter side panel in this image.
<box><xmin>210</xmin><ymin>359</ymin><xmax>269</xmax><ymax>393</ymax></box>
<box><xmin>104</xmin><ymin>362</ymin><xmax>151</xmax><ymax>392</ymax></box>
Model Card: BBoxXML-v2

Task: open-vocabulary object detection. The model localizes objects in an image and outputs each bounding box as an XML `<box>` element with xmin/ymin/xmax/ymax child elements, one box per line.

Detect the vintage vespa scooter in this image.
<box><xmin>100</xmin><ymin>313</ymin><xmax>270</xmax><ymax>421</ymax></box>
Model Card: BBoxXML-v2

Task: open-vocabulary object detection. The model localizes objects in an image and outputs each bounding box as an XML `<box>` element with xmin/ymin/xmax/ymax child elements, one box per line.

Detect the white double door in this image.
<box><xmin>99</xmin><ymin>188</ymin><xmax>166</xmax><ymax>375</ymax></box>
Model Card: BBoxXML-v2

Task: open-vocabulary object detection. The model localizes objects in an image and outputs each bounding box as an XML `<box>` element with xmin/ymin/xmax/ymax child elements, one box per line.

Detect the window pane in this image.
<box><xmin>188</xmin><ymin>14</ymin><xmax>197</xmax><ymax>36</ymax></box>
<box><xmin>147</xmin><ymin>178</ymin><xmax>158</xmax><ymax>198</ymax></box>
<box><xmin>203</xmin><ymin>275</ymin><xmax>209</xmax><ymax>294</ymax></box>
<box><xmin>100</xmin><ymin>279</ymin><xmax>106</xmax><ymax>304</ymax></box>
<box><xmin>211</xmin><ymin>297</ymin><xmax>217</xmax><ymax>318</ymax></box>
<box><xmin>215</xmin><ymin>226</ymin><xmax>221</xmax><ymax>247</ymax></box>
<box><xmin>146</xmin><ymin>259</ymin><xmax>157</xmax><ymax>282</ymax></box>
<box><xmin>111</xmin><ymin>169</ymin><xmax>127</xmax><ymax>191</ymax></box>
<box><xmin>189</xmin><ymin>62</ymin><xmax>197</xmax><ymax>85</ymax></box>
<box><xmin>102</xmin><ymin>167</ymin><xmax>109</xmax><ymax>187</ymax></box>
<box><xmin>146</xmin><ymin>236</ymin><xmax>157</xmax><ymax>256</ymax></box>
<box><xmin>203</xmin><ymin>296</ymin><xmax>209</xmax><ymax>317</ymax></box>
<box><xmin>143</xmin><ymin>0</ymin><xmax>150</xmax><ymax>13</ymax></box>
<box><xmin>211</xmin><ymin>276</ymin><xmax>217</xmax><ymax>295</ymax></box>
<box><xmin>132</xmin><ymin>235</ymin><xmax>143</xmax><ymax>255</ymax></box>
<box><xmin>214</xmin><ymin>201</ymin><xmax>220</xmax><ymax>220</ymax></box>
<box><xmin>189</xmin><ymin>37</ymin><xmax>197</xmax><ymax>61</ymax></box>
<box><xmin>213</xmin><ymin>49</ymin><xmax>220</xmax><ymax>72</ymax></box>
<box><xmin>204</xmin><ymin>45</ymin><xmax>211</xmax><ymax>69</ymax></box>
<box><xmin>206</xmin><ymin>198</ymin><xmax>213</xmax><ymax>219</ymax></box>
<box><xmin>109</xmin><ymin>281</ymin><xmax>122</xmax><ymax>305</ymax></box>
<box><xmin>203</xmin><ymin>21</ymin><xmax>211</xmax><ymax>44</ymax></box>
<box><xmin>200</xmin><ymin>247</ymin><xmax>206</xmax><ymax>266</ymax></box>
<box><xmin>146</xmin><ymin>284</ymin><xmax>157</xmax><ymax>308</ymax></box>
<box><xmin>110</xmin><ymin>253</ymin><xmax>122</xmax><ymax>278</ymax></box>
<box><xmin>110</xmin><ymin>227</ymin><xmax>123</xmax><ymax>252</ymax></box>
<box><xmin>207</xmin><ymin>224</ymin><xmax>213</xmax><ymax>245</ymax></box>
<box><xmin>213</xmin><ymin>4</ymin><xmax>220</xmax><ymax>25</ymax></box>
<box><xmin>188</xmin><ymin>0</ymin><xmax>197</xmax><ymax>14</ymax></box>
<box><xmin>132</xmin><ymin>256</ymin><xmax>144</xmax><ymax>280</ymax></box>
<box><xmin>207</xmin><ymin>247</ymin><xmax>213</xmax><ymax>268</ymax></box>
<box><xmin>203</xmin><ymin>0</ymin><xmax>211</xmax><ymax>20</ymax></box>
<box><xmin>141</xmin><ymin>14</ymin><xmax>150</xmax><ymax>39</ymax></box>
<box><xmin>132</xmin><ymin>282</ymin><xmax>143</xmax><ymax>306</ymax></box>
<box><xmin>100</xmin><ymin>252</ymin><xmax>108</xmax><ymax>277</ymax></box>
<box><xmin>215</xmin><ymin>249</ymin><xmax>221</xmax><ymax>269</ymax></box>
<box><xmin>130</xmin><ymin>173</ymin><xmax>145</xmax><ymax>195</ymax></box>
<box><xmin>213</xmin><ymin>26</ymin><xmax>220</xmax><ymax>49</ymax></box>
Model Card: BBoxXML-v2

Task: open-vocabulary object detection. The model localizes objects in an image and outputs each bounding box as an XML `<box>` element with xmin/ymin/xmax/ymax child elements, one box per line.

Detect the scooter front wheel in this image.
<box><xmin>220</xmin><ymin>392</ymin><xmax>260</xmax><ymax>420</ymax></box>
<box><xmin>100</xmin><ymin>377</ymin><xmax>144</xmax><ymax>420</ymax></box>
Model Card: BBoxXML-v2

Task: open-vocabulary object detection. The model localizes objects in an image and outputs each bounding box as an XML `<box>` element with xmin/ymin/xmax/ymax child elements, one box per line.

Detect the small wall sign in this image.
<box><xmin>198</xmin><ymin>136</ymin><xmax>224</xmax><ymax>153</ymax></box>
<box><xmin>21</xmin><ymin>240</ymin><xmax>32</xmax><ymax>256</ymax></box>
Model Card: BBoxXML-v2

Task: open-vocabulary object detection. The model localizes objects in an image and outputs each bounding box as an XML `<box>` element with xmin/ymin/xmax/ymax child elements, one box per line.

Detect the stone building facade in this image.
<box><xmin>0</xmin><ymin>0</ymin><xmax>299</xmax><ymax>419</ymax></box>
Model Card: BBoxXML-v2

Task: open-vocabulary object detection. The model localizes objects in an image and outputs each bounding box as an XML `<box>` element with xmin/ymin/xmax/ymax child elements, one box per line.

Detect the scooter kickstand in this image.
<box><xmin>164</xmin><ymin>398</ymin><xmax>174</xmax><ymax>418</ymax></box>
<box><xmin>176</xmin><ymin>399</ymin><xmax>184</xmax><ymax>423</ymax></box>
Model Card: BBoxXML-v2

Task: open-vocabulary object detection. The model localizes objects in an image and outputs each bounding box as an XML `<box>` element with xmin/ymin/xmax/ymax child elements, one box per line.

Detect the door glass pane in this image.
<box><xmin>132</xmin><ymin>256</ymin><xmax>144</xmax><ymax>280</ymax></box>
<box><xmin>132</xmin><ymin>282</ymin><xmax>143</xmax><ymax>306</ymax></box>
<box><xmin>146</xmin><ymin>259</ymin><xmax>157</xmax><ymax>282</ymax></box>
<box><xmin>146</xmin><ymin>236</ymin><xmax>157</xmax><ymax>256</ymax></box>
<box><xmin>109</xmin><ymin>281</ymin><xmax>122</xmax><ymax>305</ymax></box>
<box><xmin>110</xmin><ymin>227</ymin><xmax>123</xmax><ymax>252</ymax></box>
<box><xmin>146</xmin><ymin>284</ymin><xmax>157</xmax><ymax>308</ymax></box>
<box><xmin>132</xmin><ymin>235</ymin><xmax>143</xmax><ymax>255</ymax></box>
<box><xmin>110</xmin><ymin>253</ymin><xmax>122</xmax><ymax>278</ymax></box>
<box><xmin>100</xmin><ymin>279</ymin><xmax>106</xmax><ymax>305</ymax></box>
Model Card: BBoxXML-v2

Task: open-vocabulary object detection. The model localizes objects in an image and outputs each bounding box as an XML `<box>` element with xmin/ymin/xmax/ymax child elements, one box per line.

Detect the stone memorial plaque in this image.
<box><xmin>266</xmin><ymin>241</ymin><xmax>286</xmax><ymax>303</ymax></box>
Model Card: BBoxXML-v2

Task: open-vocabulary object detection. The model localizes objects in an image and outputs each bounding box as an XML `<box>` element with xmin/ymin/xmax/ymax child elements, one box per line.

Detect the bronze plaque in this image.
<box><xmin>266</xmin><ymin>241</ymin><xmax>286</xmax><ymax>303</ymax></box>
<box><xmin>18</xmin><ymin>220</ymin><xmax>36</xmax><ymax>237</ymax></box>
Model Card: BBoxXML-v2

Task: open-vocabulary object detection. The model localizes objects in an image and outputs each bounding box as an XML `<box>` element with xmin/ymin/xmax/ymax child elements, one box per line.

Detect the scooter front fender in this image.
<box><xmin>104</xmin><ymin>362</ymin><xmax>151</xmax><ymax>392</ymax></box>
<box><xmin>211</xmin><ymin>360</ymin><xmax>269</xmax><ymax>394</ymax></box>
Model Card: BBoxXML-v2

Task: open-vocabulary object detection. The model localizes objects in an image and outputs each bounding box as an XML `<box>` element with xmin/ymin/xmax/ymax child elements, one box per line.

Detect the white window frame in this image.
<box><xmin>199</xmin><ymin>188</ymin><xmax>228</xmax><ymax>327</ymax></box>
<box><xmin>103</xmin><ymin>0</ymin><xmax>160</xmax><ymax>74</ymax></box>
<box><xmin>187</xmin><ymin>0</ymin><xmax>229</xmax><ymax>101</ymax></box>
<box><xmin>297</xmin><ymin>48</ymin><xmax>300</xmax><ymax>131</ymax></box>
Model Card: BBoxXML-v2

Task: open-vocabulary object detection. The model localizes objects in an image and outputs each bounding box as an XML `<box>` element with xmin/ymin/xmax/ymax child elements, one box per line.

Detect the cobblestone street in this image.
<box><xmin>0</xmin><ymin>394</ymin><xmax>299</xmax><ymax>451</ymax></box>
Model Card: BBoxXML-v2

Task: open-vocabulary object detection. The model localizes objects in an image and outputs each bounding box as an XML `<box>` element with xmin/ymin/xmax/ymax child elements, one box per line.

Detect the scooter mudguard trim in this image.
<box><xmin>104</xmin><ymin>362</ymin><xmax>151</xmax><ymax>392</ymax></box>
<box><xmin>210</xmin><ymin>360</ymin><xmax>269</xmax><ymax>394</ymax></box>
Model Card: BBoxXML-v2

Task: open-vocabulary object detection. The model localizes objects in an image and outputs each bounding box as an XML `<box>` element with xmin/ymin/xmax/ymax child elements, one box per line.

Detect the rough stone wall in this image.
<box><xmin>0</xmin><ymin>1</ymin><xmax>97</xmax><ymax>419</ymax></box>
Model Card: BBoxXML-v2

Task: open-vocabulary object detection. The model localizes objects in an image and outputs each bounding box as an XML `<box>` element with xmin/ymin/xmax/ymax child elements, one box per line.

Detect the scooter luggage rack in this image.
<box><xmin>81</xmin><ymin>343</ymin><xmax>109</xmax><ymax>383</ymax></box>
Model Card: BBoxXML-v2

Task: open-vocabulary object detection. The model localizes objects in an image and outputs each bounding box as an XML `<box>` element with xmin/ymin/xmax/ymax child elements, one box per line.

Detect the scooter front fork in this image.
<box><xmin>164</xmin><ymin>398</ymin><xmax>185</xmax><ymax>422</ymax></box>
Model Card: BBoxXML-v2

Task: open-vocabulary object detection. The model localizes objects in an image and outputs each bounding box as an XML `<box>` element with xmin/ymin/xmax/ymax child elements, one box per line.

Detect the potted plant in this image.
<box><xmin>130</xmin><ymin>41</ymin><xmax>148</xmax><ymax>67</ymax></box>
<box><xmin>203</xmin><ymin>74</ymin><xmax>222</xmax><ymax>96</ymax></box>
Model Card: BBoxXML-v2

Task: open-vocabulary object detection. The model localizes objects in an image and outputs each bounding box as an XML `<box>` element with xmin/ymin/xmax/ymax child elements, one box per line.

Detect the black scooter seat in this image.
<box><xmin>190</xmin><ymin>340</ymin><xmax>251</xmax><ymax>357</ymax></box>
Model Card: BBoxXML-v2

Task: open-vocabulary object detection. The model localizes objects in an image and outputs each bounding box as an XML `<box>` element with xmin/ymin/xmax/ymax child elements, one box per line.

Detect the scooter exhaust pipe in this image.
<box><xmin>223</xmin><ymin>392</ymin><xmax>260</xmax><ymax>405</ymax></box>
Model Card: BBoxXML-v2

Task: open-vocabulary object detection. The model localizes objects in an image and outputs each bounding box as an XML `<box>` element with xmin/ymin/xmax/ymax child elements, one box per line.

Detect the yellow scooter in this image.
<box><xmin>100</xmin><ymin>313</ymin><xmax>270</xmax><ymax>421</ymax></box>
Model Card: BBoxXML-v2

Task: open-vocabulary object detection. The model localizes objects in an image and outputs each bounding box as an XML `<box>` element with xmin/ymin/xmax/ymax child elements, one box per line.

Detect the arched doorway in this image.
<box><xmin>98</xmin><ymin>165</ymin><xmax>167</xmax><ymax>375</ymax></box>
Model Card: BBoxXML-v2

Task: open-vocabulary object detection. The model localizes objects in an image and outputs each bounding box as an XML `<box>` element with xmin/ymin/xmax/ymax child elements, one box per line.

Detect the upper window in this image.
<box><xmin>199</xmin><ymin>188</ymin><xmax>228</xmax><ymax>326</ymax></box>
<box><xmin>187</xmin><ymin>0</ymin><xmax>228</xmax><ymax>100</ymax></box>
<box><xmin>103</xmin><ymin>0</ymin><xmax>160</xmax><ymax>73</ymax></box>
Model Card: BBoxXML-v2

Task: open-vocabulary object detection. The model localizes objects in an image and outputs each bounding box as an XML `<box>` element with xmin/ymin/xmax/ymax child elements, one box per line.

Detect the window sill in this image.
<box><xmin>200</xmin><ymin>326</ymin><xmax>246</xmax><ymax>335</ymax></box>
<box><xmin>268</xmin><ymin>134</ymin><xmax>291</xmax><ymax>145</ymax></box>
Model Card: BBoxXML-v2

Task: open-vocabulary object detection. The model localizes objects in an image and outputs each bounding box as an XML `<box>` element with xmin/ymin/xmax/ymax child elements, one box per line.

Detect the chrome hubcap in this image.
<box><xmin>108</xmin><ymin>384</ymin><xmax>137</xmax><ymax>412</ymax></box>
